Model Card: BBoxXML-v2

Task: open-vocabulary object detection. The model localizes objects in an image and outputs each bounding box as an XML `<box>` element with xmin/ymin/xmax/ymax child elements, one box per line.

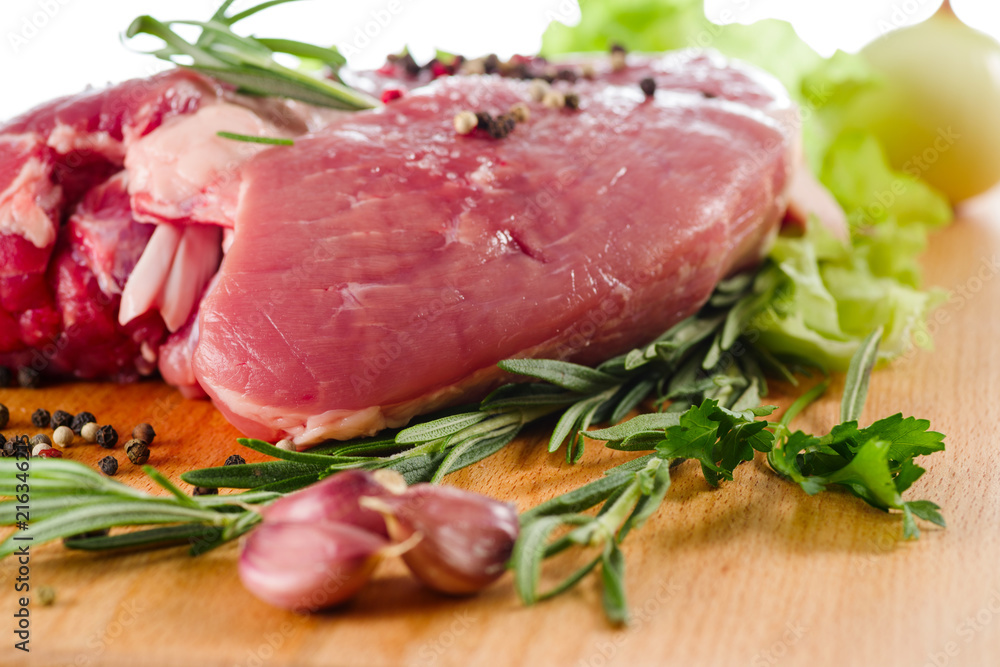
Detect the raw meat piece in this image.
<box><xmin>125</xmin><ymin>98</ymin><xmax>341</xmax><ymax>228</ymax></box>
<box><xmin>158</xmin><ymin>299</ymin><xmax>210</xmax><ymax>400</ymax></box>
<box><xmin>67</xmin><ymin>172</ymin><xmax>154</xmax><ymax>296</ymax></box>
<box><xmin>0</xmin><ymin>173</ymin><xmax>166</xmax><ymax>380</ymax></box>
<box><xmin>1</xmin><ymin>52</ymin><xmax>804</xmax><ymax>446</ymax></box>
<box><xmin>0</xmin><ymin>69</ymin><xmax>335</xmax><ymax>376</ymax></box>
<box><xmin>0</xmin><ymin>134</ymin><xmax>61</xmax><ymax>248</ymax></box>
<box><xmin>193</xmin><ymin>51</ymin><xmax>798</xmax><ymax>446</ymax></box>
<box><xmin>0</xmin><ymin>70</ymin><xmax>221</xmax><ymax>378</ymax></box>
<box><xmin>0</xmin><ymin>69</ymin><xmax>221</xmax><ymax>217</ymax></box>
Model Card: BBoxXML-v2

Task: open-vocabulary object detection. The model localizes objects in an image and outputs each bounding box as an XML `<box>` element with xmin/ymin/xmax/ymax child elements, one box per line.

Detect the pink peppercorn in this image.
<box><xmin>381</xmin><ymin>88</ymin><xmax>404</xmax><ymax>104</ymax></box>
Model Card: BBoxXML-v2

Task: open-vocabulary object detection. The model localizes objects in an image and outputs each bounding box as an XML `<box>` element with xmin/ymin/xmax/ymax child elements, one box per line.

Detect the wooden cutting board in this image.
<box><xmin>2</xmin><ymin>193</ymin><xmax>1000</xmax><ymax>667</ymax></box>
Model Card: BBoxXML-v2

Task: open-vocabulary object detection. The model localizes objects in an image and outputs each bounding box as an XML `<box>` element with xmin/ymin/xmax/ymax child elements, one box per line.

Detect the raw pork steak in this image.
<box><xmin>1</xmin><ymin>51</ymin><xmax>800</xmax><ymax>447</ymax></box>
<box><xmin>194</xmin><ymin>51</ymin><xmax>797</xmax><ymax>445</ymax></box>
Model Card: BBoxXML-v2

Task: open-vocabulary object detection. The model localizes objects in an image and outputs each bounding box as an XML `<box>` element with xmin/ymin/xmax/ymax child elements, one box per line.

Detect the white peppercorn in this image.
<box><xmin>80</xmin><ymin>422</ymin><xmax>100</xmax><ymax>443</ymax></box>
<box><xmin>453</xmin><ymin>110</ymin><xmax>478</xmax><ymax>135</ymax></box>
<box><xmin>53</xmin><ymin>426</ymin><xmax>74</xmax><ymax>447</ymax></box>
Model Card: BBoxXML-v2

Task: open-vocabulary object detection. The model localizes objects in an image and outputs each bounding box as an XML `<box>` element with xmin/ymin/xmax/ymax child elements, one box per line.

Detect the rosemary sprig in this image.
<box><xmin>510</xmin><ymin>331</ymin><xmax>944</xmax><ymax>621</ymax></box>
<box><xmin>125</xmin><ymin>0</ymin><xmax>378</xmax><ymax>110</ymax></box>
<box><xmin>0</xmin><ymin>459</ymin><xmax>276</xmax><ymax>557</ymax></box>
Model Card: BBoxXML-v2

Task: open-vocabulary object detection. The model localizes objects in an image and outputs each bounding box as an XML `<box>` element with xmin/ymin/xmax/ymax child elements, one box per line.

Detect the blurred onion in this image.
<box><xmin>844</xmin><ymin>10</ymin><xmax>1000</xmax><ymax>202</ymax></box>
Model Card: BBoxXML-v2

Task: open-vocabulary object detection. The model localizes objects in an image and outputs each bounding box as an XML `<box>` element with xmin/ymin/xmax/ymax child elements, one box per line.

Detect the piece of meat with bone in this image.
<box><xmin>0</xmin><ymin>70</ymin><xmax>222</xmax><ymax>380</ymax></box>
<box><xmin>192</xmin><ymin>50</ymin><xmax>799</xmax><ymax>446</ymax></box>
<box><xmin>1</xmin><ymin>172</ymin><xmax>166</xmax><ymax>380</ymax></box>
<box><xmin>0</xmin><ymin>69</ymin><xmax>339</xmax><ymax>380</ymax></box>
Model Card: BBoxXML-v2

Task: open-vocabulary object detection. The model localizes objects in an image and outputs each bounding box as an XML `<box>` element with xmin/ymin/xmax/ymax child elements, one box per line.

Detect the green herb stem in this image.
<box><xmin>125</xmin><ymin>2</ymin><xmax>378</xmax><ymax>110</ymax></box>
<box><xmin>216</xmin><ymin>131</ymin><xmax>294</xmax><ymax>145</ymax></box>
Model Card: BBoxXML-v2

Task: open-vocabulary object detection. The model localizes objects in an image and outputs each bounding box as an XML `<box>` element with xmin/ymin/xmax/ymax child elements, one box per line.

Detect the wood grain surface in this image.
<box><xmin>2</xmin><ymin>193</ymin><xmax>999</xmax><ymax>667</ymax></box>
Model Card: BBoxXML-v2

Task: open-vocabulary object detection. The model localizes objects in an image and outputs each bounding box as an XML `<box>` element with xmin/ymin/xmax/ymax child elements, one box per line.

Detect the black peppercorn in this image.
<box><xmin>2</xmin><ymin>436</ymin><xmax>13</xmax><ymax>458</ymax></box>
<box><xmin>12</xmin><ymin>436</ymin><xmax>30</xmax><ymax>459</ymax></box>
<box><xmin>192</xmin><ymin>486</ymin><xmax>218</xmax><ymax>496</ymax></box>
<box><xmin>31</xmin><ymin>408</ymin><xmax>51</xmax><ymax>428</ymax></box>
<box><xmin>399</xmin><ymin>52</ymin><xmax>421</xmax><ymax>77</ymax></box>
<box><xmin>17</xmin><ymin>367</ymin><xmax>40</xmax><ymax>388</ymax></box>
<box><xmin>125</xmin><ymin>439</ymin><xmax>150</xmax><ymax>465</ymax></box>
<box><xmin>0</xmin><ymin>403</ymin><xmax>8</xmax><ymax>429</ymax></box>
<box><xmin>30</xmin><ymin>434</ymin><xmax>51</xmax><ymax>447</ymax></box>
<box><xmin>0</xmin><ymin>366</ymin><xmax>11</xmax><ymax>387</ymax></box>
<box><xmin>483</xmin><ymin>53</ymin><xmax>500</xmax><ymax>74</ymax></box>
<box><xmin>96</xmin><ymin>425</ymin><xmax>118</xmax><ymax>449</ymax></box>
<box><xmin>639</xmin><ymin>77</ymin><xmax>656</xmax><ymax>97</ymax></box>
<box><xmin>0</xmin><ymin>433</ymin><xmax>7</xmax><ymax>457</ymax></box>
<box><xmin>50</xmin><ymin>410</ymin><xmax>73</xmax><ymax>430</ymax></box>
<box><xmin>508</xmin><ymin>62</ymin><xmax>531</xmax><ymax>80</ymax></box>
<box><xmin>71</xmin><ymin>411</ymin><xmax>97</xmax><ymax>435</ymax></box>
<box><xmin>475</xmin><ymin>111</ymin><xmax>517</xmax><ymax>139</ymax></box>
<box><xmin>98</xmin><ymin>456</ymin><xmax>119</xmax><ymax>476</ymax></box>
<box><xmin>564</xmin><ymin>93</ymin><xmax>580</xmax><ymax>110</ymax></box>
<box><xmin>224</xmin><ymin>455</ymin><xmax>246</xmax><ymax>466</ymax></box>
<box><xmin>132</xmin><ymin>423</ymin><xmax>156</xmax><ymax>444</ymax></box>
<box><xmin>555</xmin><ymin>68</ymin><xmax>578</xmax><ymax>83</ymax></box>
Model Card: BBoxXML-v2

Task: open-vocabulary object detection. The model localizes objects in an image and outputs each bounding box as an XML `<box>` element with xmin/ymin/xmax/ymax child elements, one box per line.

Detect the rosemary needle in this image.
<box><xmin>216</xmin><ymin>131</ymin><xmax>294</xmax><ymax>145</ymax></box>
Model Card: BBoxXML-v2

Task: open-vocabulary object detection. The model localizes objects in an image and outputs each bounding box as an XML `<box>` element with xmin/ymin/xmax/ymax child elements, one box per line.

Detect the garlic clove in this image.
<box><xmin>262</xmin><ymin>469</ymin><xmax>405</xmax><ymax>538</ymax></box>
<box><xmin>362</xmin><ymin>484</ymin><xmax>519</xmax><ymax>595</ymax></box>
<box><xmin>238</xmin><ymin>521</ymin><xmax>388</xmax><ymax>611</ymax></box>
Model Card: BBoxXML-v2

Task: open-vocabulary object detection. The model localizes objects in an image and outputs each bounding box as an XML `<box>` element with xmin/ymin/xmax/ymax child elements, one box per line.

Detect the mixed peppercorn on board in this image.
<box><xmin>0</xmin><ymin>199</ymin><xmax>999</xmax><ymax>667</ymax></box>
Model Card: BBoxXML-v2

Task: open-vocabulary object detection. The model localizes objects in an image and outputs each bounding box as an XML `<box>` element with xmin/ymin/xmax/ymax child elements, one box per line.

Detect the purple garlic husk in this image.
<box><xmin>362</xmin><ymin>484</ymin><xmax>520</xmax><ymax>595</ymax></box>
<box><xmin>262</xmin><ymin>469</ymin><xmax>405</xmax><ymax>538</ymax></box>
<box><xmin>238</xmin><ymin>521</ymin><xmax>388</xmax><ymax>611</ymax></box>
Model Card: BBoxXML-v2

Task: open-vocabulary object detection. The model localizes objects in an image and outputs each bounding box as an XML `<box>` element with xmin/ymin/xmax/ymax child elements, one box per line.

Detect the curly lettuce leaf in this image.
<box><xmin>821</xmin><ymin>132</ymin><xmax>952</xmax><ymax>284</ymax></box>
<box><xmin>749</xmin><ymin>132</ymin><xmax>949</xmax><ymax>370</ymax></box>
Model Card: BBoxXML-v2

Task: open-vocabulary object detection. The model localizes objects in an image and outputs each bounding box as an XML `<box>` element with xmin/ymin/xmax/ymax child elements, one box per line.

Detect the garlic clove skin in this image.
<box><xmin>365</xmin><ymin>484</ymin><xmax>520</xmax><ymax>595</ymax></box>
<box><xmin>238</xmin><ymin>521</ymin><xmax>387</xmax><ymax>612</ymax></box>
<box><xmin>262</xmin><ymin>469</ymin><xmax>405</xmax><ymax>538</ymax></box>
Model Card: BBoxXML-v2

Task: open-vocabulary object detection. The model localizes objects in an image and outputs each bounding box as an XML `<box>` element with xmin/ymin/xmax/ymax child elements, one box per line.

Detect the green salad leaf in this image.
<box><xmin>543</xmin><ymin>0</ymin><xmax>953</xmax><ymax>371</ymax></box>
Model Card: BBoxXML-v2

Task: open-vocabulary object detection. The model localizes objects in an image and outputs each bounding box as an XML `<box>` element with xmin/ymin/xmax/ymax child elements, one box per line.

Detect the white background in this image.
<box><xmin>1</xmin><ymin>0</ymin><xmax>999</xmax><ymax>121</ymax></box>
